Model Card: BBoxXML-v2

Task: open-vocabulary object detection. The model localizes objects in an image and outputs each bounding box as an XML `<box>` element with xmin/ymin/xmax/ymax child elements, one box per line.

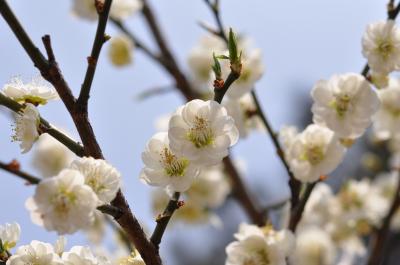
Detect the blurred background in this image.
<box><xmin>0</xmin><ymin>0</ymin><xmax>391</xmax><ymax>264</ymax></box>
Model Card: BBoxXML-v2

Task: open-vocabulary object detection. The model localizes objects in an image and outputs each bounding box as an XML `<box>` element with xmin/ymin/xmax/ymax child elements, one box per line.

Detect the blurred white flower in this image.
<box><xmin>168</xmin><ymin>99</ymin><xmax>239</xmax><ymax>166</ymax></box>
<box><xmin>62</xmin><ymin>246</ymin><xmax>111</xmax><ymax>265</ymax></box>
<box><xmin>286</xmin><ymin>124</ymin><xmax>346</xmax><ymax>182</ymax></box>
<box><xmin>0</xmin><ymin>222</ymin><xmax>20</xmax><ymax>251</ymax></box>
<box><xmin>2</xmin><ymin>76</ymin><xmax>58</xmax><ymax>105</ymax></box>
<box><xmin>26</xmin><ymin>169</ymin><xmax>98</xmax><ymax>234</ymax></box>
<box><xmin>83</xmin><ymin>211</ymin><xmax>106</xmax><ymax>244</ymax></box>
<box><xmin>373</xmin><ymin>77</ymin><xmax>400</xmax><ymax>140</ymax></box>
<box><xmin>6</xmin><ymin>240</ymin><xmax>62</xmax><ymax>265</ymax></box>
<box><xmin>187</xmin><ymin>34</ymin><xmax>226</xmax><ymax>90</ymax></box>
<box><xmin>108</xmin><ymin>35</ymin><xmax>134</xmax><ymax>67</ymax></box>
<box><xmin>226</xmin><ymin>223</ymin><xmax>294</xmax><ymax>265</ymax></box>
<box><xmin>12</xmin><ymin>103</ymin><xmax>40</xmax><ymax>153</ymax></box>
<box><xmin>72</xmin><ymin>0</ymin><xmax>142</xmax><ymax>21</ymax></box>
<box><xmin>186</xmin><ymin>165</ymin><xmax>231</xmax><ymax>208</ymax></box>
<box><xmin>311</xmin><ymin>73</ymin><xmax>380</xmax><ymax>139</ymax></box>
<box><xmin>370</xmin><ymin>71</ymin><xmax>389</xmax><ymax>89</ymax></box>
<box><xmin>224</xmin><ymin>93</ymin><xmax>264</xmax><ymax>138</ymax></box>
<box><xmin>362</xmin><ymin>20</ymin><xmax>400</xmax><ymax>74</ymax></box>
<box><xmin>225</xmin><ymin>49</ymin><xmax>264</xmax><ymax>99</ymax></box>
<box><xmin>140</xmin><ymin>132</ymin><xmax>200</xmax><ymax>192</ymax></box>
<box><xmin>291</xmin><ymin>226</ymin><xmax>337</xmax><ymax>265</ymax></box>
<box><xmin>70</xmin><ymin>157</ymin><xmax>121</xmax><ymax>204</ymax></box>
<box><xmin>32</xmin><ymin>133</ymin><xmax>75</xmax><ymax>177</ymax></box>
<box><xmin>279</xmin><ymin>125</ymin><xmax>299</xmax><ymax>153</ymax></box>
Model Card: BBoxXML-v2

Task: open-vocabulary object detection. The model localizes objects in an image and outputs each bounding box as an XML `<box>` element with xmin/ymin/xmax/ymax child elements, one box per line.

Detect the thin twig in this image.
<box><xmin>366</xmin><ymin>172</ymin><xmax>400</xmax><ymax>265</ymax></box>
<box><xmin>202</xmin><ymin>0</ymin><xmax>302</xmax><ymax>208</ymax></box>
<box><xmin>78</xmin><ymin>0</ymin><xmax>113</xmax><ymax>108</ymax></box>
<box><xmin>251</xmin><ymin>90</ymin><xmax>301</xmax><ymax>207</ymax></box>
<box><xmin>150</xmin><ymin>192</ymin><xmax>181</xmax><ymax>248</ymax></box>
<box><xmin>0</xmin><ymin>93</ymin><xmax>85</xmax><ymax>156</ymax></box>
<box><xmin>288</xmin><ymin>181</ymin><xmax>317</xmax><ymax>232</ymax></box>
<box><xmin>214</xmin><ymin>71</ymin><xmax>240</xmax><ymax>103</ymax></box>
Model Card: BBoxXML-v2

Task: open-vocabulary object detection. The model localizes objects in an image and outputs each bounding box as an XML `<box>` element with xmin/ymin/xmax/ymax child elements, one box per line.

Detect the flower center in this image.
<box><xmin>329</xmin><ymin>94</ymin><xmax>351</xmax><ymax>118</ymax></box>
<box><xmin>51</xmin><ymin>187</ymin><xmax>76</xmax><ymax>215</ymax></box>
<box><xmin>301</xmin><ymin>145</ymin><xmax>325</xmax><ymax>165</ymax></box>
<box><xmin>160</xmin><ymin>147</ymin><xmax>189</xmax><ymax>177</ymax></box>
<box><xmin>187</xmin><ymin>116</ymin><xmax>214</xmax><ymax>148</ymax></box>
<box><xmin>376</xmin><ymin>39</ymin><xmax>394</xmax><ymax>60</ymax></box>
<box><xmin>86</xmin><ymin>176</ymin><xmax>106</xmax><ymax>194</ymax></box>
<box><xmin>243</xmin><ymin>249</ymin><xmax>270</xmax><ymax>265</ymax></box>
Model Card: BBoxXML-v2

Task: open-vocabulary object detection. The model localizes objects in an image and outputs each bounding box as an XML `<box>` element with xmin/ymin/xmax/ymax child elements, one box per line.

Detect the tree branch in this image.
<box><xmin>0</xmin><ymin>93</ymin><xmax>85</xmax><ymax>157</ymax></box>
<box><xmin>150</xmin><ymin>192</ymin><xmax>181</xmax><ymax>248</ymax></box>
<box><xmin>366</xmin><ymin>172</ymin><xmax>400</xmax><ymax>265</ymax></box>
<box><xmin>1</xmin><ymin>2</ymin><xmax>162</xmax><ymax>264</ymax></box>
<box><xmin>288</xmin><ymin>181</ymin><xmax>317</xmax><ymax>232</ymax></box>
<box><xmin>77</xmin><ymin>0</ymin><xmax>113</xmax><ymax>108</ymax></box>
<box><xmin>213</xmin><ymin>71</ymin><xmax>240</xmax><ymax>103</ymax></box>
<box><xmin>202</xmin><ymin>0</ymin><xmax>302</xmax><ymax>208</ymax></box>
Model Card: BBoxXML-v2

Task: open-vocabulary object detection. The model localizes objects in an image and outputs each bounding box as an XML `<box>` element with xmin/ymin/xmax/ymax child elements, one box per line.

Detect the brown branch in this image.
<box><xmin>0</xmin><ymin>93</ymin><xmax>85</xmax><ymax>157</ymax></box>
<box><xmin>251</xmin><ymin>90</ymin><xmax>301</xmax><ymax>207</ymax></box>
<box><xmin>110</xmin><ymin>0</ymin><xmax>266</xmax><ymax>242</ymax></box>
<box><xmin>201</xmin><ymin>0</ymin><xmax>302</xmax><ymax>208</ymax></box>
<box><xmin>366</xmin><ymin>172</ymin><xmax>400</xmax><ymax>265</ymax></box>
<box><xmin>140</xmin><ymin>0</ymin><xmax>200</xmax><ymax>101</ymax></box>
<box><xmin>288</xmin><ymin>181</ymin><xmax>317</xmax><ymax>232</ymax></box>
<box><xmin>1</xmin><ymin>2</ymin><xmax>162</xmax><ymax>264</ymax></box>
<box><xmin>77</xmin><ymin>0</ymin><xmax>113</xmax><ymax>108</ymax></box>
<box><xmin>223</xmin><ymin>157</ymin><xmax>265</xmax><ymax>226</ymax></box>
<box><xmin>214</xmin><ymin>70</ymin><xmax>241</xmax><ymax>103</ymax></box>
<box><xmin>150</xmin><ymin>192</ymin><xmax>181</xmax><ymax>248</ymax></box>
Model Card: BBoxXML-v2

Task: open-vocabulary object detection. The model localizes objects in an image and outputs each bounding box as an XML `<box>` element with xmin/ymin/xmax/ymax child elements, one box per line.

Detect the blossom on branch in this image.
<box><xmin>12</xmin><ymin>103</ymin><xmax>41</xmax><ymax>154</ymax></box>
<box><xmin>140</xmin><ymin>132</ymin><xmax>200</xmax><ymax>193</ymax></box>
<box><xmin>26</xmin><ymin>169</ymin><xmax>98</xmax><ymax>235</ymax></box>
<box><xmin>0</xmin><ymin>222</ymin><xmax>20</xmax><ymax>252</ymax></box>
<box><xmin>2</xmin><ymin>77</ymin><xmax>59</xmax><ymax>106</ymax></box>
<box><xmin>108</xmin><ymin>35</ymin><xmax>134</xmax><ymax>67</ymax></box>
<box><xmin>284</xmin><ymin>124</ymin><xmax>346</xmax><ymax>183</ymax></box>
<box><xmin>168</xmin><ymin>99</ymin><xmax>239</xmax><ymax>166</ymax></box>
<box><xmin>226</xmin><ymin>223</ymin><xmax>294</xmax><ymax>265</ymax></box>
<box><xmin>362</xmin><ymin>20</ymin><xmax>400</xmax><ymax>74</ymax></box>
<box><xmin>70</xmin><ymin>157</ymin><xmax>121</xmax><ymax>205</ymax></box>
<box><xmin>6</xmin><ymin>240</ymin><xmax>63</xmax><ymax>265</ymax></box>
<box><xmin>311</xmin><ymin>73</ymin><xmax>379</xmax><ymax>139</ymax></box>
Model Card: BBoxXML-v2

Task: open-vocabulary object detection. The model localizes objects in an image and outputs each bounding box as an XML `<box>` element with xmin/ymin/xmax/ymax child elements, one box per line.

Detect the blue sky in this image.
<box><xmin>0</xmin><ymin>0</ymin><xmax>387</xmax><ymax>262</ymax></box>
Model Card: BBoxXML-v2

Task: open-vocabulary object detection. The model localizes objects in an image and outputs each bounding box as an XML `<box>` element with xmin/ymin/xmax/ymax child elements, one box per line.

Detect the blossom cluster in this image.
<box><xmin>0</xmin><ymin>223</ymin><xmax>145</xmax><ymax>265</ymax></box>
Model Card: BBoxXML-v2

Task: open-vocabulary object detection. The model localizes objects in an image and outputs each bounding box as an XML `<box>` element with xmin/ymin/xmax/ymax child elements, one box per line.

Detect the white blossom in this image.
<box><xmin>187</xmin><ymin>34</ymin><xmax>226</xmax><ymax>90</ymax></box>
<box><xmin>12</xmin><ymin>103</ymin><xmax>40</xmax><ymax>153</ymax></box>
<box><xmin>286</xmin><ymin>124</ymin><xmax>346</xmax><ymax>182</ymax></box>
<box><xmin>70</xmin><ymin>157</ymin><xmax>121</xmax><ymax>204</ymax></box>
<box><xmin>291</xmin><ymin>226</ymin><xmax>337</xmax><ymax>265</ymax></box>
<box><xmin>311</xmin><ymin>73</ymin><xmax>380</xmax><ymax>139</ymax></box>
<box><xmin>62</xmin><ymin>246</ymin><xmax>111</xmax><ymax>265</ymax></box>
<box><xmin>0</xmin><ymin>223</ymin><xmax>20</xmax><ymax>251</ymax></box>
<box><xmin>32</xmin><ymin>133</ymin><xmax>75</xmax><ymax>177</ymax></box>
<box><xmin>2</xmin><ymin>77</ymin><xmax>58</xmax><ymax>105</ymax></box>
<box><xmin>224</xmin><ymin>93</ymin><xmax>264</xmax><ymax>138</ymax></box>
<box><xmin>225</xmin><ymin>49</ymin><xmax>264</xmax><ymax>99</ymax></box>
<box><xmin>373</xmin><ymin>77</ymin><xmax>400</xmax><ymax>140</ymax></box>
<box><xmin>140</xmin><ymin>132</ymin><xmax>200</xmax><ymax>192</ymax></box>
<box><xmin>54</xmin><ymin>236</ymin><xmax>67</xmax><ymax>256</ymax></box>
<box><xmin>108</xmin><ymin>35</ymin><xmax>134</xmax><ymax>67</ymax></box>
<box><xmin>168</xmin><ymin>99</ymin><xmax>239</xmax><ymax>166</ymax></box>
<box><xmin>279</xmin><ymin>125</ymin><xmax>299</xmax><ymax>153</ymax></box>
<box><xmin>6</xmin><ymin>240</ymin><xmax>62</xmax><ymax>265</ymax></box>
<box><xmin>226</xmin><ymin>223</ymin><xmax>294</xmax><ymax>265</ymax></box>
<box><xmin>26</xmin><ymin>169</ymin><xmax>98</xmax><ymax>235</ymax></box>
<box><xmin>72</xmin><ymin>0</ymin><xmax>142</xmax><ymax>21</ymax></box>
<box><xmin>362</xmin><ymin>20</ymin><xmax>400</xmax><ymax>74</ymax></box>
